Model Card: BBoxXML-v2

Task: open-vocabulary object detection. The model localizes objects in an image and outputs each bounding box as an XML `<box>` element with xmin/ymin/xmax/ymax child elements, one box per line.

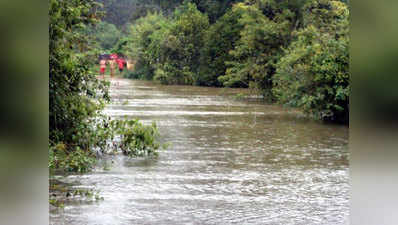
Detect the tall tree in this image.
<box><xmin>273</xmin><ymin>0</ymin><xmax>349</xmax><ymax>122</ymax></box>
<box><xmin>197</xmin><ymin>7</ymin><xmax>245</xmax><ymax>86</ymax></box>
<box><xmin>219</xmin><ymin>0</ymin><xmax>306</xmax><ymax>99</ymax></box>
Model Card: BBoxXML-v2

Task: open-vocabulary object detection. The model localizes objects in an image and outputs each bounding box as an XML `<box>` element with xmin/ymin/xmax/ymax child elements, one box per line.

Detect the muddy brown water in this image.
<box><xmin>50</xmin><ymin>78</ymin><xmax>349</xmax><ymax>225</ymax></box>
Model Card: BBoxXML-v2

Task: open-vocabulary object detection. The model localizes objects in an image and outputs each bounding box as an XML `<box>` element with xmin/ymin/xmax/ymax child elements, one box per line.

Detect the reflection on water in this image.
<box><xmin>50</xmin><ymin>78</ymin><xmax>349</xmax><ymax>225</ymax></box>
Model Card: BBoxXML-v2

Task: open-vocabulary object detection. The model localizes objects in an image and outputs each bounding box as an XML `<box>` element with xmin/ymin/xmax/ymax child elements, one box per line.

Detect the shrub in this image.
<box><xmin>272</xmin><ymin>0</ymin><xmax>349</xmax><ymax>122</ymax></box>
<box><xmin>218</xmin><ymin>0</ymin><xmax>305</xmax><ymax>100</ymax></box>
<box><xmin>197</xmin><ymin>7</ymin><xmax>244</xmax><ymax>86</ymax></box>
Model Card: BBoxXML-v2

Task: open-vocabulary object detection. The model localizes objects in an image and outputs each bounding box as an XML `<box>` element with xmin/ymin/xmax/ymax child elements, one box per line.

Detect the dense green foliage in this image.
<box><xmin>97</xmin><ymin>0</ymin><xmax>244</xmax><ymax>28</ymax></box>
<box><xmin>127</xmin><ymin>12</ymin><xmax>169</xmax><ymax>80</ymax></box>
<box><xmin>81</xmin><ymin>21</ymin><xmax>122</xmax><ymax>50</ymax></box>
<box><xmin>127</xmin><ymin>2</ymin><xmax>212</xmax><ymax>83</ymax></box>
<box><xmin>97</xmin><ymin>0</ymin><xmax>182</xmax><ymax>28</ymax></box>
<box><xmin>126</xmin><ymin>0</ymin><xmax>349</xmax><ymax>123</ymax></box>
<box><xmin>50</xmin><ymin>0</ymin><xmax>106</xmax><ymax>149</ymax></box>
<box><xmin>49</xmin><ymin>0</ymin><xmax>163</xmax><ymax>173</ymax></box>
<box><xmin>152</xmin><ymin>2</ymin><xmax>209</xmax><ymax>85</ymax></box>
<box><xmin>197</xmin><ymin>7</ymin><xmax>244</xmax><ymax>86</ymax></box>
<box><xmin>219</xmin><ymin>0</ymin><xmax>306</xmax><ymax>99</ymax></box>
<box><xmin>273</xmin><ymin>0</ymin><xmax>349</xmax><ymax>122</ymax></box>
<box><xmin>116</xmin><ymin>120</ymin><xmax>162</xmax><ymax>157</ymax></box>
<box><xmin>192</xmin><ymin>0</ymin><xmax>243</xmax><ymax>23</ymax></box>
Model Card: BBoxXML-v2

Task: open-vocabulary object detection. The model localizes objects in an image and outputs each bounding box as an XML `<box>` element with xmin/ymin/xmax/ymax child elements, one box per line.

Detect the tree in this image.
<box><xmin>192</xmin><ymin>0</ymin><xmax>243</xmax><ymax>23</ymax></box>
<box><xmin>197</xmin><ymin>7</ymin><xmax>244</xmax><ymax>86</ymax></box>
<box><xmin>150</xmin><ymin>2</ymin><xmax>209</xmax><ymax>85</ymax></box>
<box><xmin>124</xmin><ymin>0</ymin><xmax>350</xmax><ymax>123</ymax></box>
<box><xmin>91</xmin><ymin>22</ymin><xmax>122</xmax><ymax>50</ymax></box>
<box><xmin>218</xmin><ymin>0</ymin><xmax>306</xmax><ymax>99</ymax></box>
<box><xmin>272</xmin><ymin>0</ymin><xmax>349</xmax><ymax>122</ymax></box>
<box><xmin>50</xmin><ymin>0</ymin><xmax>106</xmax><ymax>147</ymax></box>
<box><xmin>128</xmin><ymin>12</ymin><xmax>169</xmax><ymax>80</ymax></box>
<box><xmin>97</xmin><ymin>0</ymin><xmax>183</xmax><ymax>28</ymax></box>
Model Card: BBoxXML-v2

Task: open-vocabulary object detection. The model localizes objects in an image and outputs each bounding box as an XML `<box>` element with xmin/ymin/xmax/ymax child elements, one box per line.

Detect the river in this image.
<box><xmin>50</xmin><ymin>78</ymin><xmax>349</xmax><ymax>225</ymax></box>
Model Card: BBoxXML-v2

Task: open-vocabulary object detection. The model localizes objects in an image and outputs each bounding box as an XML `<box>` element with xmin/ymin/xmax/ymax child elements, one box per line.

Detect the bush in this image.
<box><xmin>152</xmin><ymin>2</ymin><xmax>209</xmax><ymax>85</ymax></box>
<box><xmin>49</xmin><ymin>144</ymin><xmax>96</xmax><ymax>173</ymax></box>
<box><xmin>129</xmin><ymin>12</ymin><xmax>169</xmax><ymax>80</ymax></box>
<box><xmin>218</xmin><ymin>0</ymin><xmax>305</xmax><ymax>100</ymax></box>
<box><xmin>116</xmin><ymin>120</ymin><xmax>162</xmax><ymax>157</ymax></box>
<box><xmin>272</xmin><ymin>0</ymin><xmax>349</xmax><ymax>122</ymax></box>
<box><xmin>197</xmin><ymin>7</ymin><xmax>244</xmax><ymax>86</ymax></box>
<box><xmin>84</xmin><ymin>21</ymin><xmax>122</xmax><ymax>50</ymax></box>
<box><xmin>130</xmin><ymin>2</ymin><xmax>209</xmax><ymax>85</ymax></box>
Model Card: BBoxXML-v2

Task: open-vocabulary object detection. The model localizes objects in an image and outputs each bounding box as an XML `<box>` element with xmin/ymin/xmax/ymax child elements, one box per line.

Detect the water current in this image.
<box><xmin>50</xmin><ymin>78</ymin><xmax>349</xmax><ymax>225</ymax></box>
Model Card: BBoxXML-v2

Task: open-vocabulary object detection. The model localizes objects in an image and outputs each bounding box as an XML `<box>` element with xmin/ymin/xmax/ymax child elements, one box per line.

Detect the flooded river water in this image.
<box><xmin>50</xmin><ymin>78</ymin><xmax>349</xmax><ymax>225</ymax></box>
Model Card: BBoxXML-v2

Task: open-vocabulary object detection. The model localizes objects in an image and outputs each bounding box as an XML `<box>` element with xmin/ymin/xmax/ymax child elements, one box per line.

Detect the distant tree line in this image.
<box><xmin>97</xmin><ymin>0</ymin><xmax>245</xmax><ymax>28</ymax></box>
<box><xmin>124</xmin><ymin>0</ymin><xmax>349</xmax><ymax>123</ymax></box>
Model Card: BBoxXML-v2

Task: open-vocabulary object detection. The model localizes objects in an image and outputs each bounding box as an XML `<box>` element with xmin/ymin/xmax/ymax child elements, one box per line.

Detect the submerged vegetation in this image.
<box><xmin>49</xmin><ymin>179</ymin><xmax>104</xmax><ymax>208</ymax></box>
<box><xmin>122</xmin><ymin>0</ymin><xmax>349</xmax><ymax>123</ymax></box>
